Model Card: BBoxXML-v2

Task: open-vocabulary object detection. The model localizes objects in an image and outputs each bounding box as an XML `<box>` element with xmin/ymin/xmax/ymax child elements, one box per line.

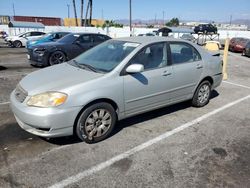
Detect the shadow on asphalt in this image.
<box><xmin>1</xmin><ymin>90</ymin><xmax>219</xmax><ymax>146</ymax></box>
<box><xmin>0</xmin><ymin>66</ymin><xmax>7</xmax><ymax>71</ymax></box>
<box><xmin>111</xmin><ymin>90</ymin><xmax>219</xmax><ymax>140</ymax></box>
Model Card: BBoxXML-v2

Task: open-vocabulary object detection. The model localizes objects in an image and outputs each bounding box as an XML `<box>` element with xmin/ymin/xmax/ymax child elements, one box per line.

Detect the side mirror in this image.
<box><xmin>126</xmin><ymin>64</ymin><xmax>144</xmax><ymax>73</ymax></box>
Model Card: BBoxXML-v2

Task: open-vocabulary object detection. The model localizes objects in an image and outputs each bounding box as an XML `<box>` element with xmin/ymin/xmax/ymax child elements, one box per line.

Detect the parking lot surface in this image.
<box><xmin>0</xmin><ymin>39</ymin><xmax>250</xmax><ymax>188</ymax></box>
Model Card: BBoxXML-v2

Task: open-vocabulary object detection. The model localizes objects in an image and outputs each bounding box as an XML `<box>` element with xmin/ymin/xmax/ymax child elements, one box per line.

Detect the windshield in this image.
<box><xmin>70</xmin><ymin>40</ymin><xmax>140</xmax><ymax>73</ymax></box>
<box><xmin>41</xmin><ymin>33</ymin><xmax>53</xmax><ymax>40</ymax></box>
<box><xmin>57</xmin><ymin>34</ymin><xmax>79</xmax><ymax>43</ymax></box>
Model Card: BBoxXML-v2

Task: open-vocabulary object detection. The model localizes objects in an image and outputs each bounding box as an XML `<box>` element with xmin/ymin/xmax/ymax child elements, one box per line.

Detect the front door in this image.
<box><xmin>123</xmin><ymin>42</ymin><xmax>175</xmax><ymax>116</ymax></box>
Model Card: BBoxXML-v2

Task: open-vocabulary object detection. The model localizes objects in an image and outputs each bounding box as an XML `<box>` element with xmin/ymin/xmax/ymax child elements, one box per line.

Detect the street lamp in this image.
<box><xmin>67</xmin><ymin>4</ymin><xmax>70</xmax><ymax>18</ymax></box>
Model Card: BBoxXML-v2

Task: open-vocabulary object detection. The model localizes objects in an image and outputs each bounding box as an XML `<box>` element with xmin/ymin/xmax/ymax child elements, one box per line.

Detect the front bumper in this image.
<box><xmin>10</xmin><ymin>91</ymin><xmax>82</xmax><ymax>138</ymax></box>
<box><xmin>27</xmin><ymin>48</ymin><xmax>49</xmax><ymax>66</ymax></box>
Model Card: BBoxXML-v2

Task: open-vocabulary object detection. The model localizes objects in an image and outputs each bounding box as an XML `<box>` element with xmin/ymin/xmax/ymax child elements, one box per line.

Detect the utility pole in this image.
<box><xmin>162</xmin><ymin>11</ymin><xmax>165</xmax><ymax>26</ymax></box>
<box><xmin>229</xmin><ymin>15</ymin><xmax>232</xmax><ymax>26</ymax></box>
<box><xmin>12</xmin><ymin>3</ymin><xmax>16</xmax><ymax>16</ymax></box>
<box><xmin>67</xmin><ymin>4</ymin><xmax>70</xmax><ymax>18</ymax></box>
<box><xmin>129</xmin><ymin>0</ymin><xmax>132</xmax><ymax>36</ymax></box>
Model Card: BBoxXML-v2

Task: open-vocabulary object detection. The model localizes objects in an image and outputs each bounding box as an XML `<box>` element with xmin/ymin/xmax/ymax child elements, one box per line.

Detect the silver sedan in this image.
<box><xmin>10</xmin><ymin>37</ymin><xmax>223</xmax><ymax>143</ymax></box>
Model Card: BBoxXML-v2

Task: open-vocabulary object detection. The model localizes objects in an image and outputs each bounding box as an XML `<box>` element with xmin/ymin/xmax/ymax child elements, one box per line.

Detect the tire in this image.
<box><xmin>75</xmin><ymin>102</ymin><xmax>117</xmax><ymax>143</ymax></box>
<box><xmin>192</xmin><ymin>80</ymin><xmax>211</xmax><ymax>107</ymax></box>
<box><xmin>49</xmin><ymin>51</ymin><xmax>66</xmax><ymax>66</ymax></box>
<box><xmin>242</xmin><ymin>50</ymin><xmax>246</xmax><ymax>56</ymax></box>
<box><xmin>13</xmin><ymin>40</ymin><xmax>22</xmax><ymax>48</ymax></box>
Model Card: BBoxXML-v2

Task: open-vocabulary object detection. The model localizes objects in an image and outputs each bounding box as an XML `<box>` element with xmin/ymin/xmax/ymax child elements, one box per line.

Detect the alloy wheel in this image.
<box><xmin>198</xmin><ymin>84</ymin><xmax>210</xmax><ymax>104</ymax></box>
<box><xmin>82</xmin><ymin>109</ymin><xmax>112</xmax><ymax>139</ymax></box>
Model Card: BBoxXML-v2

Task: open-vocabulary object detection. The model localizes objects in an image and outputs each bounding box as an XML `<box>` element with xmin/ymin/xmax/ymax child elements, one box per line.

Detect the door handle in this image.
<box><xmin>162</xmin><ymin>71</ymin><xmax>172</xmax><ymax>76</ymax></box>
<box><xmin>196</xmin><ymin>64</ymin><xmax>203</xmax><ymax>69</ymax></box>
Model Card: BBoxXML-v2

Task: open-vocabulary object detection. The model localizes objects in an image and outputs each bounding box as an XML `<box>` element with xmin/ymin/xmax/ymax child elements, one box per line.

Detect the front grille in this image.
<box><xmin>15</xmin><ymin>84</ymin><xmax>28</xmax><ymax>103</ymax></box>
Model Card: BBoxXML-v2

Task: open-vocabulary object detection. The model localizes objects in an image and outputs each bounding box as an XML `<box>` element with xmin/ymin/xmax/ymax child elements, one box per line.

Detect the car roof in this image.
<box><xmin>114</xmin><ymin>36</ymin><xmax>187</xmax><ymax>45</ymax></box>
<box><xmin>70</xmin><ymin>32</ymin><xmax>106</xmax><ymax>35</ymax></box>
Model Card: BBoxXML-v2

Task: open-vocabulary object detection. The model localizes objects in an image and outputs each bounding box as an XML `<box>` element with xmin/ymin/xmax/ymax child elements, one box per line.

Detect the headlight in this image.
<box><xmin>34</xmin><ymin>48</ymin><xmax>46</xmax><ymax>56</ymax></box>
<box><xmin>27</xmin><ymin>92</ymin><xmax>67</xmax><ymax>108</ymax></box>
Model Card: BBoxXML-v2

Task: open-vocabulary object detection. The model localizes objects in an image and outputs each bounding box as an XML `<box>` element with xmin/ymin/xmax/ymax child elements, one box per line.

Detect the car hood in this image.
<box><xmin>19</xmin><ymin>63</ymin><xmax>103</xmax><ymax>95</ymax></box>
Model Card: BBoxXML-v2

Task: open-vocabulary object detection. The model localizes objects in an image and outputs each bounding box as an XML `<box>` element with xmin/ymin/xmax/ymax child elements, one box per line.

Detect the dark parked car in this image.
<box><xmin>27</xmin><ymin>33</ymin><xmax>111</xmax><ymax>66</ymax></box>
<box><xmin>229</xmin><ymin>37</ymin><xmax>250</xmax><ymax>52</ymax></box>
<box><xmin>242</xmin><ymin>41</ymin><xmax>250</xmax><ymax>57</ymax></box>
<box><xmin>194</xmin><ymin>24</ymin><xmax>217</xmax><ymax>34</ymax></box>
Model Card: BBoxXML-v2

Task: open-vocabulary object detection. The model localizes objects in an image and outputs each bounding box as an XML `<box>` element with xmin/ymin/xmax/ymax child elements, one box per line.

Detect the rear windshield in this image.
<box><xmin>57</xmin><ymin>34</ymin><xmax>79</xmax><ymax>43</ymax></box>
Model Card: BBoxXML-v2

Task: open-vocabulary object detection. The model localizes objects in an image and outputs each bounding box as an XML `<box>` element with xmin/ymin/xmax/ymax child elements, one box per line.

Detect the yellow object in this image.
<box><xmin>204</xmin><ymin>41</ymin><xmax>220</xmax><ymax>51</ymax></box>
<box><xmin>64</xmin><ymin>18</ymin><xmax>104</xmax><ymax>27</ymax></box>
<box><xmin>223</xmin><ymin>38</ymin><xmax>230</xmax><ymax>80</ymax></box>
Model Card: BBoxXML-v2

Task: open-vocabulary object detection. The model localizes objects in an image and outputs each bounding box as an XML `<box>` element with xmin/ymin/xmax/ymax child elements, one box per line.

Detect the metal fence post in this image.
<box><xmin>223</xmin><ymin>38</ymin><xmax>230</xmax><ymax>80</ymax></box>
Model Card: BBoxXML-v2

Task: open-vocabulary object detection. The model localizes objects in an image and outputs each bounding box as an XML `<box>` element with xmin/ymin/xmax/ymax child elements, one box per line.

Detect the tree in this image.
<box><xmin>84</xmin><ymin>0</ymin><xmax>90</xmax><ymax>26</ymax></box>
<box><xmin>89</xmin><ymin>0</ymin><xmax>93</xmax><ymax>26</ymax></box>
<box><xmin>80</xmin><ymin>0</ymin><xmax>84</xmax><ymax>26</ymax></box>
<box><xmin>165</xmin><ymin>18</ymin><xmax>179</xmax><ymax>27</ymax></box>
<box><xmin>72</xmin><ymin>0</ymin><xmax>78</xmax><ymax>26</ymax></box>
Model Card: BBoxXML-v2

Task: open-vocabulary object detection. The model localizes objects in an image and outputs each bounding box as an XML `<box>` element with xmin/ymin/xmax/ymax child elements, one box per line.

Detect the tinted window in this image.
<box><xmin>22</xmin><ymin>32</ymin><xmax>31</xmax><ymax>37</ymax></box>
<box><xmin>94</xmin><ymin>35</ymin><xmax>108</xmax><ymax>42</ymax></box>
<box><xmin>57</xmin><ymin>34</ymin><xmax>79</xmax><ymax>43</ymax></box>
<box><xmin>78</xmin><ymin>35</ymin><xmax>92</xmax><ymax>43</ymax></box>
<box><xmin>170</xmin><ymin>43</ymin><xmax>201</xmax><ymax>64</ymax></box>
<box><xmin>130</xmin><ymin>42</ymin><xmax>167</xmax><ymax>70</ymax></box>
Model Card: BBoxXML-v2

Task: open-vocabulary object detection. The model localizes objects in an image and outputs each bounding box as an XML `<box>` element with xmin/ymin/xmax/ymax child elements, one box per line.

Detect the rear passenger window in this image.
<box><xmin>79</xmin><ymin>35</ymin><xmax>92</xmax><ymax>43</ymax></box>
<box><xmin>169</xmin><ymin>43</ymin><xmax>201</xmax><ymax>64</ymax></box>
<box><xmin>94</xmin><ymin>35</ymin><xmax>107</xmax><ymax>42</ymax></box>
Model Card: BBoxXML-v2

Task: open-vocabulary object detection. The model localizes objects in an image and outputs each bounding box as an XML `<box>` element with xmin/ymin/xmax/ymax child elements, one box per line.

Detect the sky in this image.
<box><xmin>0</xmin><ymin>0</ymin><xmax>250</xmax><ymax>22</ymax></box>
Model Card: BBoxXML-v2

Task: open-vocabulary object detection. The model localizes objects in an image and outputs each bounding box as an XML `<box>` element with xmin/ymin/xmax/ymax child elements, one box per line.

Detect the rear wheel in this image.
<box><xmin>192</xmin><ymin>80</ymin><xmax>211</xmax><ymax>107</ymax></box>
<box><xmin>242</xmin><ymin>50</ymin><xmax>246</xmax><ymax>56</ymax></box>
<box><xmin>75</xmin><ymin>102</ymin><xmax>117</xmax><ymax>143</ymax></box>
<box><xmin>13</xmin><ymin>40</ymin><xmax>22</xmax><ymax>48</ymax></box>
<box><xmin>49</xmin><ymin>51</ymin><xmax>66</xmax><ymax>66</ymax></box>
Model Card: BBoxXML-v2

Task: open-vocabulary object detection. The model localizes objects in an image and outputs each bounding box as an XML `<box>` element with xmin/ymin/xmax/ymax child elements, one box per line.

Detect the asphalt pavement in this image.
<box><xmin>0</xmin><ymin>39</ymin><xmax>250</xmax><ymax>188</ymax></box>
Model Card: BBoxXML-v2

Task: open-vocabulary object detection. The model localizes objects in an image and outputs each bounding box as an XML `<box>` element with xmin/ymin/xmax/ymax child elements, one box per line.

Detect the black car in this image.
<box><xmin>27</xmin><ymin>33</ymin><xmax>111</xmax><ymax>66</ymax></box>
<box><xmin>194</xmin><ymin>24</ymin><xmax>217</xmax><ymax>34</ymax></box>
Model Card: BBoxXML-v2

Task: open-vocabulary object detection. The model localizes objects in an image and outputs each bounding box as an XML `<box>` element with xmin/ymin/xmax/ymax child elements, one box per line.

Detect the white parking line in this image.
<box><xmin>223</xmin><ymin>81</ymin><xmax>250</xmax><ymax>89</ymax></box>
<box><xmin>0</xmin><ymin>102</ymin><xmax>10</xmax><ymax>106</ymax></box>
<box><xmin>48</xmin><ymin>94</ymin><xmax>250</xmax><ymax>188</ymax></box>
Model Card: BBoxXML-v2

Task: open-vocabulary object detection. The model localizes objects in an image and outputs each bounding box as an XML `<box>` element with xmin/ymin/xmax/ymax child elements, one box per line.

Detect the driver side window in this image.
<box><xmin>130</xmin><ymin>42</ymin><xmax>167</xmax><ymax>71</ymax></box>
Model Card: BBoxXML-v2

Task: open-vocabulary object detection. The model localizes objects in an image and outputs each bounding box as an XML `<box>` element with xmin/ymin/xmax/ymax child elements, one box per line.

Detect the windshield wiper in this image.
<box><xmin>70</xmin><ymin>60</ymin><xmax>98</xmax><ymax>73</ymax></box>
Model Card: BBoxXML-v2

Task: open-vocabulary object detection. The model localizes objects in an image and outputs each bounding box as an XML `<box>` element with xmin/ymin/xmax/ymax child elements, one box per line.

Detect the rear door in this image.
<box><xmin>168</xmin><ymin>42</ymin><xmax>203</xmax><ymax>101</ymax></box>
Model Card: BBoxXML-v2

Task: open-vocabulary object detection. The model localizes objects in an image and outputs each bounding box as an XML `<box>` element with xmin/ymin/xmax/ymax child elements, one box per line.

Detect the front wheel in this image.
<box><xmin>13</xmin><ymin>40</ymin><xmax>22</xmax><ymax>48</ymax></box>
<box><xmin>49</xmin><ymin>51</ymin><xmax>66</xmax><ymax>66</ymax></box>
<box><xmin>75</xmin><ymin>102</ymin><xmax>117</xmax><ymax>143</ymax></box>
<box><xmin>192</xmin><ymin>81</ymin><xmax>211</xmax><ymax>107</ymax></box>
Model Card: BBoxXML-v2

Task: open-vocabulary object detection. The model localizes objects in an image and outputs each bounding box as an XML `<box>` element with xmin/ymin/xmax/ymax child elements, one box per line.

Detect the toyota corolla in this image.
<box><xmin>10</xmin><ymin>37</ymin><xmax>223</xmax><ymax>143</ymax></box>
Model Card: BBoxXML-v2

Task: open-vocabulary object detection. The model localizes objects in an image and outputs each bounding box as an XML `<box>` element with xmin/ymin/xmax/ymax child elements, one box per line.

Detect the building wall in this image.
<box><xmin>64</xmin><ymin>18</ymin><xmax>104</xmax><ymax>27</ymax></box>
<box><xmin>0</xmin><ymin>15</ymin><xmax>10</xmax><ymax>25</ymax></box>
<box><xmin>13</xmin><ymin>16</ymin><xmax>62</xmax><ymax>26</ymax></box>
